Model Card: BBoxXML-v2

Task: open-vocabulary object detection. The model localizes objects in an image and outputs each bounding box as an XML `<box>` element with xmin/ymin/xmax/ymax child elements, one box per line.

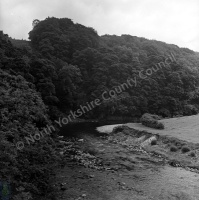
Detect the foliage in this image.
<box><xmin>188</xmin><ymin>151</ymin><xmax>196</xmax><ymax>157</ymax></box>
<box><xmin>183</xmin><ymin>104</ymin><xmax>198</xmax><ymax>116</ymax></box>
<box><xmin>1</xmin><ymin>16</ymin><xmax>199</xmax><ymax>198</ymax></box>
<box><xmin>27</xmin><ymin>17</ymin><xmax>199</xmax><ymax>118</ymax></box>
<box><xmin>0</xmin><ymin>69</ymin><xmax>59</xmax><ymax>198</ymax></box>
<box><xmin>141</xmin><ymin>113</ymin><xmax>164</xmax><ymax>129</ymax></box>
<box><xmin>181</xmin><ymin>146</ymin><xmax>191</xmax><ymax>153</ymax></box>
<box><xmin>151</xmin><ymin>140</ymin><xmax>157</xmax><ymax>145</ymax></box>
<box><xmin>170</xmin><ymin>146</ymin><xmax>178</xmax><ymax>152</ymax></box>
<box><xmin>2</xmin><ymin>17</ymin><xmax>199</xmax><ymax>119</ymax></box>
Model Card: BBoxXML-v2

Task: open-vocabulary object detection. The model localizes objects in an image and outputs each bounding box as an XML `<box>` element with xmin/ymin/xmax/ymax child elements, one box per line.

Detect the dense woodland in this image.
<box><xmin>1</xmin><ymin>17</ymin><xmax>199</xmax><ymax>199</ymax></box>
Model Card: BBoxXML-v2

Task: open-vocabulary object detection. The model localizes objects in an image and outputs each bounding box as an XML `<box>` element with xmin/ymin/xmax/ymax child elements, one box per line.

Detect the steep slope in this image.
<box><xmin>0</xmin><ymin>32</ymin><xmax>59</xmax><ymax>200</ymax></box>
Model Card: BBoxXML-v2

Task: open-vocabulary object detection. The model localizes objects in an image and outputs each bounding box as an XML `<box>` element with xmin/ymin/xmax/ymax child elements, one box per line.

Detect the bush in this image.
<box><xmin>151</xmin><ymin>140</ymin><xmax>157</xmax><ymax>145</ymax></box>
<box><xmin>158</xmin><ymin>108</ymin><xmax>171</xmax><ymax>118</ymax></box>
<box><xmin>181</xmin><ymin>146</ymin><xmax>191</xmax><ymax>153</ymax></box>
<box><xmin>183</xmin><ymin>104</ymin><xmax>198</xmax><ymax>116</ymax></box>
<box><xmin>189</xmin><ymin>151</ymin><xmax>196</xmax><ymax>157</ymax></box>
<box><xmin>112</xmin><ymin>125</ymin><xmax>128</xmax><ymax>134</ymax></box>
<box><xmin>170</xmin><ymin>146</ymin><xmax>178</xmax><ymax>152</ymax></box>
<box><xmin>141</xmin><ymin>113</ymin><xmax>164</xmax><ymax>129</ymax></box>
<box><xmin>142</xmin><ymin>113</ymin><xmax>162</xmax><ymax>120</ymax></box>
<box><xmin>0</xmin><ymin>70</ymin><xmax>59</xmax><ymax>199</ymax></box>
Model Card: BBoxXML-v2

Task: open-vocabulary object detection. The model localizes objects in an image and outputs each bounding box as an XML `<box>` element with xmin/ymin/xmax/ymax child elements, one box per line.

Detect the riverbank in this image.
<box><xmin>97</xmin><ymin>114</ymin><xmax>199</xmax><ymax>170</ymax></box>
<box><xmin>97</xmin><ymin>114</ymin><xmax>199</xmax><ymax>143</ymax></box>
<box><xmin>108</xmin><ymin>125</ymin><xmax>199</xmax><ymax>171</ymax></box>
<box><xmin>53</xmin><ymin>117</ymin><xmax>199</xmax><ymax>200</ymax></box>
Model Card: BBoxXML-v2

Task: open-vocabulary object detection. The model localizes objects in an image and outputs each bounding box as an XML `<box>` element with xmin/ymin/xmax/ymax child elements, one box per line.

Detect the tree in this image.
<box><xmin>32</xmin><ymin>19</ymin><xmax>40</xmax><ymax>28</ymax></box>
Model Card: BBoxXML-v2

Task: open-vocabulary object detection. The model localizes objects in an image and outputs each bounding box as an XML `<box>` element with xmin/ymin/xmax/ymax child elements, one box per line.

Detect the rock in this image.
<box><xmin>135</xmin><ymin>135</ymin><xmax>146</xmax><ymax>143</ymax></box>
<box><xmin>16</xmin><ymin>186</ymin><xmax>25</xmax><ymax>192</ymax></box>
<box><xmin>118</xmin><ymin>182</ymin><xmax>126</xmax><ymax>186</ymax></box>
<box><xmin>82</xmin><ymin>194</ymin><xmax>87</xmax><ymax>197</ymax></box>
<box><xmin>78</xmin><ymin>139</ymin><xmax>84</xmax><ymax>142</ymax></box>
<box><xmin>89</xmin><ymin>175</ymin><xmax>95</xmax><ymax>178</ymax></box>
<box><xmin>169</xmin><ymin>160</ymin><xmax>180</xmax><ymax>167</ymax></box>
<box><xmin>140</xmin><ymin>136</ymin><xmax>157</xmax><ymax>147</ymax></box>
<box><xmin>59</xmin><ymin>140</ymin><xmax>68</xmax><ymax>144</ymax></box>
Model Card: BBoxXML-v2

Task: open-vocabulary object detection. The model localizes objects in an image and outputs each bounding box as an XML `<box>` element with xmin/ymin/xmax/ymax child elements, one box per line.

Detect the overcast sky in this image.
<box><xmin>1</xmin><ymin>0</ymin><xmax>199</xmax><ymax>51</ymax></box>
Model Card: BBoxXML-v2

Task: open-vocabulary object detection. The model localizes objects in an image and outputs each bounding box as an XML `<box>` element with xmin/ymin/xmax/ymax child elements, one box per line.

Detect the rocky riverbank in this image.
<box><xmin>53</xmin><ymin>122</ymin><xmax>199</xmax><ymax>200</ymax></box>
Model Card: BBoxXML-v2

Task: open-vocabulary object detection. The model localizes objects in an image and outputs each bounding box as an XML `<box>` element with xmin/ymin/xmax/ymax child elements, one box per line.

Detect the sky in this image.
<box><xmin>1</xmin><ymin>0</ymin><xmax>199</xmax><ymax>51</ymax></box>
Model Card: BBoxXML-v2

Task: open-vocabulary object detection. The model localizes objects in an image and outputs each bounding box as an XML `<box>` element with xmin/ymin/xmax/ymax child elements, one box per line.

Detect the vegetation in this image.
<box><xmin>189</xmin><ymin>151</ymin><xmax>196</xmax><ymax>157</ymax></box>
<box><xmin>181</xmin><ymin>146</ymin><xmax>191</xmax><ymax>153</ymax></box>
<box><xmin>8</xmin><ymin>17</ymin><xmax>199</xmax><ymax>120</ymax></box>
<box><xmin>151</xmin><ymin>140</ymin><xmax>157</xmax><ymax>145</ymax></box>
<box><xmin>170</xmin><ymin>146</ymin><xmax>178</xmax><ymax>152</ymax></box>
<box><xmin>0</xmin><ymin>31</ymin><xmax>60</xmax><ymax>199</ymax></box>
<box><xmin>141</xmin><ymin>113</ymin><xmax>164</xmax><ymax>129</ymax></box>
<box><xmin>1</xmin><ymin>16</ymin><xmax>199</xmax><ymax>199</ymax></box>
<box><xmin>0</xmin><ymin>70</ymin><xmax>59</xmax><ymax>199</ymax></box>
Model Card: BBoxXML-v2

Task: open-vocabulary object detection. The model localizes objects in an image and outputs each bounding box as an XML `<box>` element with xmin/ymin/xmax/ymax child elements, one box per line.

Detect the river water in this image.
<box><xmin>60</xmin><ymin>122</ymin><xmax>199</xmax><ymax>200</ymax></box>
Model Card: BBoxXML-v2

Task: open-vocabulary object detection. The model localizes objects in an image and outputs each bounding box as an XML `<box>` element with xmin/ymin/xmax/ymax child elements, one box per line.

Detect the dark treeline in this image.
<box><xmin>1</xmin><ymin>17</ymin><xmax>199</xmax><ymax>199</ymax></box>
<box><xmin>5</xmin><ymin>17</ymin><xmax>199</xmax><ymax>120</ymax></box>
<box><xmin>15</xmin><ymin>17</ymin><xmax>199</xmax><ymax>119</ymax></box>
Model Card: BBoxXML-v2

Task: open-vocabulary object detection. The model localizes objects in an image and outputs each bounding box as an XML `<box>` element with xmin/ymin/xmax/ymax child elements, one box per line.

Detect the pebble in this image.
<box><xmin>82</xmin><ymin>194</ymin><xmax>87</xmax><ymax>197</ymax></box>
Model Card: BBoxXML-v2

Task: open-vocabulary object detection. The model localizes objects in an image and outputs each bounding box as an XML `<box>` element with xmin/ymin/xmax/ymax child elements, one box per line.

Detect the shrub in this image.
<box><xmin>140</xmin><ymin>113</ymin><xmax>164</xmax><ymax>130</ymax></box>
<box><xmin>158</xmin><ymin>108</ymin><xmax>171</xmax><ymax>118</ymax></box>
<box><xmin>0</xmin><ymin>70</ymin><xmax>59</xmax><ymax>199</ymax></box>
<box><xmin>112</xmin><ymin>125</ymin><xmax>128</xmax><ymax>133</ymax></box>
<box><xmin>173</xmin><ymin>111</ymin><xmax>183</xmax><ymax>118</ymax></box>
<box><xmin>151</xmin><ymin>140</ymin><xmax>157</xmax><ymax>145</ymax></box>
<box><xmin>181</xmin><ymin>146</ymin><xmax>191</xmax><ymax>153</ymax></box>
<box><xmin>170</xmin><ymin>146</ymin><xmax>178</xmax><ymax>152</ymax></box>
<box><xmin>189</xmin><ymin>151</ymin><xmax>196</xmax><ymax>157</ymax></box>
<box><xmin>142</xmin><ymin>113</ymin><xmax>162</xmax><ymax>120</ymax></box>
<box><xmin>183</xmin><ymin>104</ymin><xmax>198</xmax><ymax>116</ymax></box>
